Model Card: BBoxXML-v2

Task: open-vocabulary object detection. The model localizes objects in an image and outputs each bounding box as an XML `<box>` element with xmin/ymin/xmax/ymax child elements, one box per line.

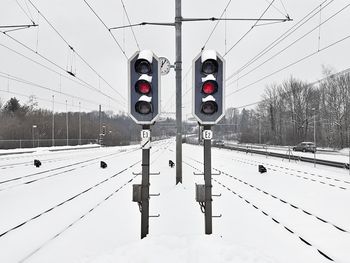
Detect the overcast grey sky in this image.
<box><xmin>0</xmin><ymin>0</ymin><xmax>349</xmax><ymax>117</ymax></box>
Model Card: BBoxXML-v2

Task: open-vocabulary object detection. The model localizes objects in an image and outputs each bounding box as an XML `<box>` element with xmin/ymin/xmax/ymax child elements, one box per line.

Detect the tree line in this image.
<box><xmin>222</xmin><ymin>69</ymin><xmax>350</xmax><ymax>149</ymax></box>
<box><xmin>0</xmin><ymin>96</ymin><xmax>175</xmax><ymax>149</ymax></box>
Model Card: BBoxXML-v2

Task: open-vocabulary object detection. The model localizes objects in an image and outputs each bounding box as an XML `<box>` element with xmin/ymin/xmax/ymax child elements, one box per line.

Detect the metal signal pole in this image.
<box><xmin>175</xmin><ymin>0</ymin><xmax>182</xmax><ymax>184</ymax></box>
<box><xmin>203</xmin><ymin>125</ymin><xmax>212</xmax><ymax>234</ymax></box>
<box><xmin>66</xmin><ymin>100</ymin><xmax>69</xmax><ymax>146</ymax></box>
<box><xmin>141</xmin><ymin>126</ymin><xmax>151</xmax><ymax>238</ymax></box>
<box><xmin>52</xmin><ymin>95</ymin><xmax>55</xmax><ymax>147</ymax></box>
<box><xmin>79</xmin><ymin>102</ymin><xmax>82</xmax><ymax>145</ymax></box>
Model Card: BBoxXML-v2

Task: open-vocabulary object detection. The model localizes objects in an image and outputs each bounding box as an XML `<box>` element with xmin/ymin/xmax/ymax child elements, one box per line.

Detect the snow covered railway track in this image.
<box><xmin>0</xmin><ymin>144</ymin><xmax>170</xmax><ymax>263</ymax></box>
<box><xmin>229</xmin><ymin>156</ymin><xmax>350</xmax><ymax>190</ymax></box>
<box><xmin>183</xmin><ymin>157</ymin><xmax>349</xmax><ymax>262</ymax></box>
<box><xmin>0</xmin><ymin>148</ymin><xmax>139</xmax><ymax>191</ymax></box>
<box><xmin>0</xmin><ymin>159</ymin><xmax>141</xmax><ymax>238</ymax></box>
<box><xmin>0</xmin><ymin>156</ymin><xmax>73</xmax><ymax>170</ymax></box>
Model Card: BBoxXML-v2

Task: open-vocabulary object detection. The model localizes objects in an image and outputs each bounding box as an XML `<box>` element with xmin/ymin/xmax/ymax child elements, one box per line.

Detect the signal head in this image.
<box><xmin>201</xmin><ymin>50</ymin><xmax>218</xmax><ymax>74</ymax></box>
<box><xmin>201</xmin><ymin>95</ymin><xmax>218</xmax><ymax>114</ymax></box>
<box><xmin>128</xmin><ymin>50</ymin><xmax>161</xmax><ymax>125</ymax></box>
<box><xmin>135</xmin><ymin>75</ymin><xmax>152</xmax><ymax>94</ymax></box>
<box><xmin>201</xmin><ymin>75</ymin><xmax>218</xmax><ymax>94</ymax></box>
<box><xmin>135</xmin><ymin>95</ymin><xmax>152</xmax><ymax>115</ymax></box>
<box><xmin>134</xmin><ymin>50</ymin><xmax>153</xmax><ymax>74</ymax></box>
<box><xmin>192</xmin><ymin>50</ymin><xmax>225</xmax><ymax>125</ymax></box>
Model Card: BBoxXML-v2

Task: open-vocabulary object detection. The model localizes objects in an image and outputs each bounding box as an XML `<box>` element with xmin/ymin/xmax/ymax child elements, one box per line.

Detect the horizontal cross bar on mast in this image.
<box><xmin>181</xmin><ymin>17</ymin><xmax>292</xmax><ymax>22</ymax></box>
<box><xmin>109</xmin><ymin>22</ymin><xmax>175</xmax><ymax>30</ymax></box>
<box><xmin>0</xmin><ymin>24</ymin><xmax>38</xmax><ymax>29</ymax></box>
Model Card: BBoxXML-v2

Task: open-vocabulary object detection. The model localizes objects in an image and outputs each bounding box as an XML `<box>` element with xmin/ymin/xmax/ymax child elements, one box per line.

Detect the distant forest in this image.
<box><xmin>0</xmin><ymin>96</ymin><xmax>175</xmax><ymax>149</ymax></box>
<box><xmin>218</xmin><ymin>69</ymin><xmax>350</xmax><ymax>149</ymax></box>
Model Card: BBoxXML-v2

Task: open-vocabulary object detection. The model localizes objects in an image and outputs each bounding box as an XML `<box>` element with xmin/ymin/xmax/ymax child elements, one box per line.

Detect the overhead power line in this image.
<box><xmin>82</xmin><ymin>0</ymin><xmax>128</xmax><ymax>59</ymax></box>
<box><xmin>226</xmin><ymin>0</ymin><xmax>332</xmax><ymax>82</ymax></box>
<box><xmin>120</xmin><ymin>0</ymin><xmax>140</xmax><ymax>50</ymax></box>
<box><xmin>264</xmin><ymin>0</ymin><xmax>288</xmax><ymax>17</ymax></box>
<box><xmin>227</xmin><ymin>1</ymin><xmax>350</xmax><ymax>88</ymax></box>
<box><xmin>201</xmin><ymin>0</ymin><xmax>233</xmax><ymax>51</ymax></box>
<box><xmin>26</xmin><ymin>0</ymin><xmax>127</xmax><ymax>104</ymax></box>
<box><xmin>0</xmin><ymin>42</ymin><xmax>116</xmax><ymax>104</ymax></box>
<box><xmin>0</xmin><ymin>32</ymin><xmax>125</xmax><ymax>107</ymax></box>
<box><xmin>0</xmin><ymin>89</ymin><xmax>99</xmax><ymax>112</ymax></box>
<box><xmin>226</xmin><ymin>33</ymin><xmax>350</xmax><ymax>97</ymax></box>
<box><xmin>0</xmin><ymin>72</ymin><xmax>113</xmax><ymax>110</ymax></box>
<box><xmin>224</xmin><ymin>0</ymin><xmax>276</xmax><ymax>57</ymax></box>
<box><xmin>233</xmin><ymin>67</ymin><xmax>350</xmax><ymax>110</ymax></box>
<box><xmin>15</xmin><ymin>0</ymin><xmax>35</xmax><ymax>24</ymax></box>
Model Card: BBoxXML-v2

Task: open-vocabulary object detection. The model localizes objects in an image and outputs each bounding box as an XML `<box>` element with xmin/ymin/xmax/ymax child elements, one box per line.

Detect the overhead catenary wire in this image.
<box><xmin>201</xmin><ymin>0</ymin><xmax>233</xmax><ymax>51</ymax></box>
<box><xmin>27</xmin><ymin>0</ymin><xmax>127</xmax><ymax>104</ymax></box>
<box><xmin>263</xmin><ymin>0</ymin><xmax>288</xmax><ymax>17</ymax></box>
<box><xmin>161</xmin><ymin>67</ymin><xmax>192</xmax><ymax>113</ymax></box>
<box><xmin>0</xmin><ymin>33</ymin><xmax>125</xmax><ymax>108</ymax></box>
<box><xmin>0</xmin><ymin>72</ymin><xmax>113</xmax><ymax>110</ymax></box>
<box><xmin>224</xmin><ymin>0</ymin><xmax>276</xmax><ymax>57</ymax></box>
<box><xmin>0</xmin><ymin>42</ymin><xmax>118</xmax><ymax>105</ymax></box>
<box><xmin>226</xmin><ymin>1</ymin><xmax>350</xmax><ymax>88</ymax></box>
<box><xmin>226</xmin><ymin>33</ymin><xmax>350</xmax><ymax>97</ymax></box>
<box><xmin>226</xmin><ymin>0</ymin><xmax>332</xmax><ymax>82</ymax></box>
<box><xmin>120</xmin><ymin>0</ymin><xmax>140</xmax><ymax>50</ymax></box>
<box><xmin>15</xmin><ymin>0</ymin><xmax>35</xmax><ymax>24</ymax></box>
<box><xmin>232</xmin><ymin>66</ymin><xmax>350</xmax><ymax>109</ymax></box>
<box><xmin>0</xmin><ymin>89</ymin><xmax>101</xmax><ymax>112</ymax></box>
<box><xmin>82</xmin><ymin>0</ymin><xmax>128</xmax><ymax>60</ymax></box>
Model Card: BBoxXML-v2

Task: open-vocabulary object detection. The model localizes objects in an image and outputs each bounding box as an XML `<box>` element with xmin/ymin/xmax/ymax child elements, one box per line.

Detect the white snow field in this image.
<box><xmin>0</xmin><ymin>139</ymin><xmax>349</xmax><ymax>263</ymax></box>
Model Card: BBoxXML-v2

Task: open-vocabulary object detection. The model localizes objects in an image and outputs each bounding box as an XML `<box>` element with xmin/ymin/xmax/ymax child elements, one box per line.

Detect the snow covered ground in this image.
<box><xmin>0</xmin><ymin>139</ymin><xmax>349</xmax><ymax>263</ymax></box>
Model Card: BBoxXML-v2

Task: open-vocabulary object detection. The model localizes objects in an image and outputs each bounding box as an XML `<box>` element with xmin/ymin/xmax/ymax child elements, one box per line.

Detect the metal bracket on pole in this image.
<box><xmin>150</xmin><ymin>193</ymin><xmax>160</xmax><ymax>197</ymax></box>
<box><xmin>212</xmin><ymin>214</ymin><xmax>222</xmax><ymax>218</ymax></box>
<box><xmin>212</xmin><ymin>193</ymin><xmax>222</xmax><ymax>197</ymax></box>
<box><xmin>149</xmin><ymin>214</ymin><xmax>160</xmax><ymax>218</ymax></box>
<box><xmin>132</xmin><ymin>172</ymin><xmax>142</xmax><ymax>175</ymax></box>
<box><xmin>212</xmin><ymin>171</ymin><xmax>221</xmax><ymax>176</ymax></box>
<box><xmin>150</xmin><ymin>172</ymin><xmax>161</xmax><ymax>175</ymax></box>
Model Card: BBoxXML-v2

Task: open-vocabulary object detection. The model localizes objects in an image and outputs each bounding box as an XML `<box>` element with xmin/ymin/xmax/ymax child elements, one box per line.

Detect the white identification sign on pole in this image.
<box><xmin>141</xmin><ymin>130</ymin><xmax>151</xmax><ymax>149</ymax></box>
<box><xmin>202</xmin><ymin>130</ymin><xmax>213</xmax><ymax>140</ymax></box>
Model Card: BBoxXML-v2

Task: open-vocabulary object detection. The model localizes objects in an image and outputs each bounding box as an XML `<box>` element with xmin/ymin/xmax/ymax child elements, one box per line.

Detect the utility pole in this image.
<box><xmin>258</xmin><ymin>116</ymin><xmax>261</xmax><ymax>144</ymax></box>
<box><xmin>175</xmin><ymin>0</ymin><xmax>182</xmax><ymax>184</ymax></box>
<box><xmin>313</xmin><ymin>108</ymin><xmax>316</xmax><ymax>167</ymax></box>
<box><xmin>98</xmin><ymin>104</ymin><xmax>102</xmax><ymax>145</ymax></box>
<box><xmin>79</xmin><ymin>102</ymin><xmax>82</xmax><ymax>145</ymax></box>
<box><xmin>52</xmin><ymin>95</ymin><xmax>55</xmax><ymax>147</ymax></box>
<box><xmin>66</xmin><ymin>100</ymin><xmax>69</xmax><ymax>146</ymax></box>
<box><xmin>32</xmin><ymin>125</ymin><xmax>37</xmax><ymax>148</ymax></box>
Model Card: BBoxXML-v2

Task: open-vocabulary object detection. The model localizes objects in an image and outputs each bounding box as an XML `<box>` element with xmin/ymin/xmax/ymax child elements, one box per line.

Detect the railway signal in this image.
<box><xmin>128</xmin><ymin>50</ymin><xmax>161</xmax><ymax>125</ymax></box>
<box><xmin>128</xmin><ymin>50</ymin><xmax>161</xmax><ymax>239</ymax></box>
<box><xmin>192</xmin><ymin>50</ymin><xmax>225</xmax><ymax>234</ymax></box>
<box><xmin>192</xmin><ymin>50</ymin><xmax>225</xmax><ymax>125</ymax></box>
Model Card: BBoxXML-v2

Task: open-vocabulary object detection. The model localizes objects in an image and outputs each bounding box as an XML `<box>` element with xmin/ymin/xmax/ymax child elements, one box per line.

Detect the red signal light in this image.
<box><xmin>202</xmin><ymin>80</ymin><xmax>217</xmax><ymax>95</ymax></box>
<box><xmin>135</xmin><ymin>80</ymin><xmax>151</xmax><ymax>94</ymax></box>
